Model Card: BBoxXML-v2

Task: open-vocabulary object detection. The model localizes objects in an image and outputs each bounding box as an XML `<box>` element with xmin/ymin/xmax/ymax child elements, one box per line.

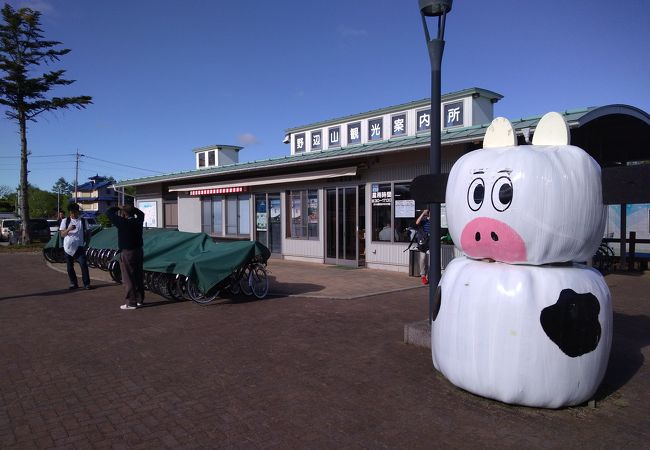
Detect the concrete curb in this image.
<box><xmin>404</xmin><ymin>319</ymin><xmax>431</xmax><ymax>348</ymax></box>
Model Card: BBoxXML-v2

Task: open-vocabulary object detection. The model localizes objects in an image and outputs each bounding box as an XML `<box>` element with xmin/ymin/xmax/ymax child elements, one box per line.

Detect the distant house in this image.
<box><xmin>73</xmin><ymin>175</ymin><xmax>119</xmax><ymax>216</ymax></box>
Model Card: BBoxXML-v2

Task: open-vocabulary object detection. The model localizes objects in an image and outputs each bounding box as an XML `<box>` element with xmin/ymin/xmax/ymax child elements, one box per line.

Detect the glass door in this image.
<box><xmin>325</xmin><ymin>186</ymin><xmax>363</xmax><ymax>266</ymax></box>
<box><xmin>255</xmin><ymin>193</ymin><xmax>281</xmax><ymax>256</ymax></box>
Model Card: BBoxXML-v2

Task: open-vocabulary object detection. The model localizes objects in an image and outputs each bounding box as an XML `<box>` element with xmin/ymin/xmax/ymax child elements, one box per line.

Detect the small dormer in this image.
<box><xmin>194</xmin><ymin>144</ymin><xmax>242</xmax><ymax>170</ymax></box>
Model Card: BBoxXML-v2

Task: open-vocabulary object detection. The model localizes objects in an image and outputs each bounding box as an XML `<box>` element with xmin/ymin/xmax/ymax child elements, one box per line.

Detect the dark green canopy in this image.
<box><xmin>46</xmin><ymin>228</ymin><xmax>270</xmax><ymax>293</ymax></box>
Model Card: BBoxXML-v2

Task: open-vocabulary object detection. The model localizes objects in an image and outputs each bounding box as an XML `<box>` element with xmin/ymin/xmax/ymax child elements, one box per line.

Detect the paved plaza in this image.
<box><xmin>1</xmin><ymin>252</ymin><xmax>649</xmax><ymax>448</ymax></box>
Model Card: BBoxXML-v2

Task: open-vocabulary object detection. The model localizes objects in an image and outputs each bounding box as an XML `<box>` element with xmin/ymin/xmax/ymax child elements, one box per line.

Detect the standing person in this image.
<box><xmin>56</xmin><ymin>210</ymin><xmax>65</xmax><ymax>226</ymax></box>
<box><xmin>59</xmin><ymin>203</ymin><xmax>91</xmax><ymax>290</ymax></box>
<box><xmin>107</xmin><ymin>205</ymin><xmax>145</xmax><ymax>310</ymax></box>
<box><xmin>416</xmin><ymin>208</ymin><xmax>431</xmax><ymax>285</ymax></box>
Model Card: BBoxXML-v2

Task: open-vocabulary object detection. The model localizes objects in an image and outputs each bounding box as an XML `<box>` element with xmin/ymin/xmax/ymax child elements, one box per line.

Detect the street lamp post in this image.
<box><xmin>419</xmin><ymin>0</ymin><xmax>452</xmax><ymax>322</ymax></box>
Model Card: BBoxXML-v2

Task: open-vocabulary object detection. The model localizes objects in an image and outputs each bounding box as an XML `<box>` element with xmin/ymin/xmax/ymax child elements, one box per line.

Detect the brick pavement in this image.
<box><xmin>1</xmin><ymin>252</ymin><xmax>649</xmax><ymax>448</ymax></box>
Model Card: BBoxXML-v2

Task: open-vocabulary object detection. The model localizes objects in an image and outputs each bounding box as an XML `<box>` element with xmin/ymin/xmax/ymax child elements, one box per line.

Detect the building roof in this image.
<box><xmin>77</xmin><ymin>179</ymin><xmax>115</xmax><ymax>191</ymax></box>
<box><xmin>115</xmin><ymin>104</ymin><xmax>649</xmax><ymax>188</ymax></box>
<box><xmin>192</xmin><ymin>144</ymin><xmax>243</xmax><ymax>154</ymax></box>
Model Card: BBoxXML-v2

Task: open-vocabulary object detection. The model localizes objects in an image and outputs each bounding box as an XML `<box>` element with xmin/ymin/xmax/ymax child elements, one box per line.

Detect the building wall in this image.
<box><xmin>218</xmin><ymin>149</ymin><xmax>239</xmax><ymax>166</ymax></box>
<box><xmin>134</xmin><ymin>143</ymin><xmax>469</xmax><ymax>271</ymax></box>
<box><xmin>177</xmin><ymin>193</ymin><xmax>202</xmax><ymax>232</ymax></box>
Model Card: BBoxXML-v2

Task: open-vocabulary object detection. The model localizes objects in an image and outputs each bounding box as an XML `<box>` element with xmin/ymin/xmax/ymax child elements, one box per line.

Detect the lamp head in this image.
<box><xmin>419</xmin><ymin>0</ymin><xmax>452</xmax><ymax>16</ymax></box>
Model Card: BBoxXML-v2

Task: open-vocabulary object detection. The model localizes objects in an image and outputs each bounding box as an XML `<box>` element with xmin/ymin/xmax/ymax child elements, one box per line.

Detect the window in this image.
<box><xmin>391</xmin><ymin>113</ymin><xmax>407</xmax><ymax>137</ymax></box>
<box><xmin>212</xmin><ymin>196</ymin><xmax>223</xmax><ymax>234</ymax></box>
<box><xmin>226</xmin><ymin>194</ymin><xmax>250</xmax><ymax>235</ymax></box>
<box><xmin>208</xmin><ymin>150</ymin><xmax>215</xmax><ymax>166</ymax></box>
<box><xmin>368</xmin><ymin>117</ymin><xmax>383</xmax><ymax>141</ymax></box>
<box><xmin>295</xmin><ymin>133</ymin><xmax>306</xmax><ymax>153</ymax></box>
<box><xmin>198</xmin><ymin>152</ymin><xmax>205</xmax><ymax>168</ymax></box>
<box><xmin>371</xmin><ymin>183</ymin><xmax>392</xmax><ymax>242</ymax></box>
<box><xmin>201</xmin><ymin>193</ymin><xmax>249</xmax><ymax>236</ymax></box>
<box><xmin>371</xmin><ymin>182</ymin><xmax>419</xmax><ymax>243</ymax></box>
<box><xmin>287</xmin><ymin>189</ymin><xmax>318</xmax><ymax>240</ymax></box>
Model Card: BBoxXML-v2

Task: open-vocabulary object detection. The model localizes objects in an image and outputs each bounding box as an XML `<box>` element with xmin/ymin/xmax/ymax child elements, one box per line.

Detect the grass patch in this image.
<box><xmin>0</xmin><ymin>242</ymin><xmax>45</xmax><ymax>253</ymax></box>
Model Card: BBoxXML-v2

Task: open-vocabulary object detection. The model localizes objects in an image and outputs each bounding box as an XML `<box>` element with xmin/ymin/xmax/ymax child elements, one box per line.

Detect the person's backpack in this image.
<box><xmin>404</xmin><ymin>225</ymin><xmax>430</xmax><ymax>253</ymax></box>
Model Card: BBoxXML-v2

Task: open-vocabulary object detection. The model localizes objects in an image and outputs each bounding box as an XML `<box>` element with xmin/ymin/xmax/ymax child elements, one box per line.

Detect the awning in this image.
<box><xmin>169</xmin><ymin>166</ymin><xmax>358</xmax><ymax>193</ymax></box>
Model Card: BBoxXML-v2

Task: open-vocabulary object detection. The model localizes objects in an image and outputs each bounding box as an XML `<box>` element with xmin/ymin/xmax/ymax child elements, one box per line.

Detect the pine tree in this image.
<box><xmin>0</xmin><ymin>3</ymin><xmax>92</xmax><ymax>243</ymax></box>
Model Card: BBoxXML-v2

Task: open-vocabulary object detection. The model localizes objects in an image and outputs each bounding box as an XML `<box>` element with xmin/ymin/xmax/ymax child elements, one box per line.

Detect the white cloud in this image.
<box><xmin>237</xmin><ymin>133</ymin><xmax>260</xmax><ymax>146</ymax></box>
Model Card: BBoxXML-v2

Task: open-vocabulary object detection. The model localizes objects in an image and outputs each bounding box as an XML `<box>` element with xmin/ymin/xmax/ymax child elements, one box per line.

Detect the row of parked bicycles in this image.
<box><xmin>43</xmin><ymin>246</ymin><xmax>270</xmax><ymax>304</ymax></box>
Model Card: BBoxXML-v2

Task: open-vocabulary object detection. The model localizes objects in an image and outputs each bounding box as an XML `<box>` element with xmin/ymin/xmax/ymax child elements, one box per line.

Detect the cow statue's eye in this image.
<box><xmin>467</xmin><ymin>178</ymin><xmax>485</xmax><ymax>211</ymax></box>
<box><xmin>491</xmin><ymin>176</ymin><xmax>513</xmax><ymax>212</ymax></box>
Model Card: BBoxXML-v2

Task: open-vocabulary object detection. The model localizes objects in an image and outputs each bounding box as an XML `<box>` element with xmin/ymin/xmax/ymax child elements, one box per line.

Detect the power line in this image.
<box><xmin>0</xmin><ymin>153</ymin><xmax>76</xmax><ymax>158</ymax></box>
<box><xmin>83</xmin><ymin>155</ymin><xmax>166</xmax><ymax>174</ymax></box>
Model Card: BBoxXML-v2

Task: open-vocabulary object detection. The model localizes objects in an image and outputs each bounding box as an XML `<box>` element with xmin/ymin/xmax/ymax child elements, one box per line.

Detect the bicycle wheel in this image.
<box><xmin>250</xmin><ymin>264</ymin><xmax>269</xmax><ymax>299</ymax></box>
<box><xmin>187</xmin><ymin>278</ymin><xmax>217</xmax><ymax>305</ymax></box>
<box><xmin>239</xmin><ymin>264</ymin><xmax>253</xmax><ymax>296</ymax></box>
<box><xmin>108</xmin><ymin>260</ymin><xmax>122</xmax><ymax>283</ymax></box>
<box><xmin>228</xmin><ymin>273</ymin><xmax>241</xmax><ymax>296</ymax></box>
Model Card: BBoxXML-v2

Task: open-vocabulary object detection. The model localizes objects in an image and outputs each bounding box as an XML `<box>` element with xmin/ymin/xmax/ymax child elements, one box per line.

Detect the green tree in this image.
<box><xmin>28</xmin><ymin>186</ymin><xmax>57</xmax><ymax>218</ymax></box>
<box><xmin>0</xmin><ymin>3</ymin><xmax>92</xmax><ymax>243</ymax></box>
<box><xmin>52</xmin><ymin>177</ymin><xmax>73</xmax><ymax>196</ymax></box>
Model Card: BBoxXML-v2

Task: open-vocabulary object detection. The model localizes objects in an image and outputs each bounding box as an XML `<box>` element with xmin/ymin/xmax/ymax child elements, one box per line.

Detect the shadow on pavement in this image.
<box><xmin>596</xmin><ymin>311</ymin><xmax>650</xmax><ymax>401</ymax></box>
<box><xmin>0</xmin><ymin>283</ymin><xmax>114</xmax><ymax>302</ymax></box>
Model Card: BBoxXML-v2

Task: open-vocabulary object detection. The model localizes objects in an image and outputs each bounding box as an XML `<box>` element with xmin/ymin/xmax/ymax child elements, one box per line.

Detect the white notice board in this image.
<box><xmin>137</xmin><ymin>201</ymin><xmax>158</xmax><ymax>228</ymax></box>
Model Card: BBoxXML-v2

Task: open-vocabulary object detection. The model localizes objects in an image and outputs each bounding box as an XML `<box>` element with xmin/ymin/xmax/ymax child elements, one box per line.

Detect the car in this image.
<box><xmin>0</xmin><ymin>218</ymin><xmax>51</xmax><ymax>243</ymax></box>
<box><xmin>85</xmin><ymin>217</ymin><xmax>101</xmax><ymax>231</ymax></box>
<box><xmin>27</xmin><ymin>219</ymin><xmax>52</xmax><ymax>243</ymax></box>
<box><xmin>0</xmin><ymin>219</ymin><xmax>20</xmax><ymax>242</ymax></box>
<box><xmin>47</xmin><ymin>219</ymin><xmax>60</xmax><ymax>237</ymax></box>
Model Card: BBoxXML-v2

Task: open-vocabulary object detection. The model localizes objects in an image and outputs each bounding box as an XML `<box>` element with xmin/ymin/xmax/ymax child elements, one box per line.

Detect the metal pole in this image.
<box><xmin>425</xmin><ymin>20</ymin><xmax>445</xmax><ymax>322</ymax></box>
<box><xmin>74</xmin><ymin>149</ymin><xmax>79</xmax><ymax>203</ymax></box>
<box><xmin>428</xmin><ymin>36</ymin><xmax>444</xmax><ymax>322</ymax></box>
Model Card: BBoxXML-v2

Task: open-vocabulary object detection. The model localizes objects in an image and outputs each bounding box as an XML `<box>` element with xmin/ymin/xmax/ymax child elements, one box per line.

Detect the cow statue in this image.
<box><xmin>427</xmin><ymin>112</ymin><xmax>614</xmax><ymax>408</ymax></box>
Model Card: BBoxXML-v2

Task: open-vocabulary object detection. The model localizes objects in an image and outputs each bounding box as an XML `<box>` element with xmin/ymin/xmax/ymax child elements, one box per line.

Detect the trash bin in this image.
<box><xmin>409</xmin><ymin>249</ymin><xmax>421</xmax><ymax>277</ymax></box>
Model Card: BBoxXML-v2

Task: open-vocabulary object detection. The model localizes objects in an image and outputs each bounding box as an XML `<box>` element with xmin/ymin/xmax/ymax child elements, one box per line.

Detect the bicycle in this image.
<box><xmin>186</xmin><ymin>256</ymin><xmax>270</xmax><ymax>305</ymax></box>
<box><xmin>592</xmin><ymin>241</ymin><xmax>615</xmax><ymax>274</ymax></box>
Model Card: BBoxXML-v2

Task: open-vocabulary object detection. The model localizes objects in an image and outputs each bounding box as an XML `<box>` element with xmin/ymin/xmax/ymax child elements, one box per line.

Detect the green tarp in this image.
<box><xmin>46</xmin><ymin>228</ymin><xmax>270</xmax><ymax>293</ymax></box>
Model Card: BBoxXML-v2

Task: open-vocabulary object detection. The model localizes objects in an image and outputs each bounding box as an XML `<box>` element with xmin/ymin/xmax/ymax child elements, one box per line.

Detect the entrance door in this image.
<box><xmin>325</xmin><ymin>186</ymin><xmax>365</xmax><ymax>266</ymax></box>
<box><xmin>255</xmin><ymin>193</ymin><xmax>281</xmax><ymax>256</ymax></box>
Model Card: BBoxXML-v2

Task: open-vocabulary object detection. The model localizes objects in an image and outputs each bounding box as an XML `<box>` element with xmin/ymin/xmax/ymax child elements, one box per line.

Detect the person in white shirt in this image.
<box><xmin>59</xmin><ymin>203</ymin><xmax>91</xmax><ymax>290</ymax></box>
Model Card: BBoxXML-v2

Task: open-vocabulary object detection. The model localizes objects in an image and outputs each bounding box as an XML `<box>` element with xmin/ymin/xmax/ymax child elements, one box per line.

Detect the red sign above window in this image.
<box><xmin>190</xmin><ymin>186</ymin><xmax>247</xmax><ymax>196</ymax></box>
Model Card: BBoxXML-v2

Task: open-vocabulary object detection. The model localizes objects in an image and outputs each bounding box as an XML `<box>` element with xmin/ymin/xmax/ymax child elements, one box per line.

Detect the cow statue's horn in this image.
<box><xmin>532</xmin><ymin>111</ymin><xmax>570</xmax><ymax>146</ymax></box>
<box><xmin>483</xmin><ymin>117</ymin><xmax>517</xmax><ymax>148</ymax></box>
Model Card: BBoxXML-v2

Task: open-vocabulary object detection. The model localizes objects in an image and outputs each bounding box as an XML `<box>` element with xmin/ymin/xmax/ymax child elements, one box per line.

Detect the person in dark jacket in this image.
<box><xmin>107</xmin><ymin>205</ymin><xmax>145</xmax><ymax>310</ymax></box>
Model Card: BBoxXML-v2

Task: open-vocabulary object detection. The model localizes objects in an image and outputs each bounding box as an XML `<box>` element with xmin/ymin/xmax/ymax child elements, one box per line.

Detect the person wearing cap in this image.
<box><xmin>107</xmin><ymin>205</ymin><xmax>145</xmax><ymax>310</ymax></box>
<box><xmin>59</xmin><ymin>203</ymin><xmax>91</xmax><ymax>290</ymax></box>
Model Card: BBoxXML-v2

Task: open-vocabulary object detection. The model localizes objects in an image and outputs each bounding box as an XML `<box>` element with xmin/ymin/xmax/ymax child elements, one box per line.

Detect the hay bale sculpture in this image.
<box><xmin>431</xmin><ymin>112</ymin><xmax>613</xmax><ymax>408</ymax></box>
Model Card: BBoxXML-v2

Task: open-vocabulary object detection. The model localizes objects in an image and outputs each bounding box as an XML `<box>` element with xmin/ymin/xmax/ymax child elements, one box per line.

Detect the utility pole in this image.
<box><xmin>74</xmin><ymin>149</ymin><xmax>83</xmax><ymax>203</ymax></box>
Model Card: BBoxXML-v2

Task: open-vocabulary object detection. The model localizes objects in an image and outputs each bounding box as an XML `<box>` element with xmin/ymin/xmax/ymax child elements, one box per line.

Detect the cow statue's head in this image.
<box><xmin>446</xmin><ymin>112</ymin><xmax>606</xmax><ymax>265</ymax></box>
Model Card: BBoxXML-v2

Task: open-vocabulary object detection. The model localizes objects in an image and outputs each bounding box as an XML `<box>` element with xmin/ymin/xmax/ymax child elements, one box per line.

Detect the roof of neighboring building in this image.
<box><xmin>285</xmin><ymin>87</ymin><xmax>503</xmax><ymax>133</ymax></box>
<box><xmin>114</xmin><ymin>104</ymin><xmax>650</xmax><ymax>188</ymax></box>
<box><xmin>76</xmin><ymin>178</ymin><xmax>116</xmax><ymax>192</ymax></box>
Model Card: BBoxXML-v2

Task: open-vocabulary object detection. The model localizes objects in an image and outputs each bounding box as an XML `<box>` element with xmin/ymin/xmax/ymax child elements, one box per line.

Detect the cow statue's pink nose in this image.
<box><xmin>460</xmin><ymin>217</ymin><xmax>527</xmax><ymax>263</ymax></box>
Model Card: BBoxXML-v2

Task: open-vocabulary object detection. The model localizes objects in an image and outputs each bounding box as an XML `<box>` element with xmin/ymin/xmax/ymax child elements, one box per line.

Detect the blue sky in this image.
<box><xmin>1</xmin><ymin>0</ymin><xmax>648</xmax><ymax>191</ymax></box>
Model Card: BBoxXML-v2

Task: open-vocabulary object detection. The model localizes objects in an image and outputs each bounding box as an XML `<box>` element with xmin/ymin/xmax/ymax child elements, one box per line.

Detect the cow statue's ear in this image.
<box><xmin>532</xmin><ymin>111</ymin><xmax>570</xmax><ymax>145</ymax></box>
<box><xmin>483</xmin><ymin>117</ymin><xmax>517</xmax><ymax>149</ymax></box>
